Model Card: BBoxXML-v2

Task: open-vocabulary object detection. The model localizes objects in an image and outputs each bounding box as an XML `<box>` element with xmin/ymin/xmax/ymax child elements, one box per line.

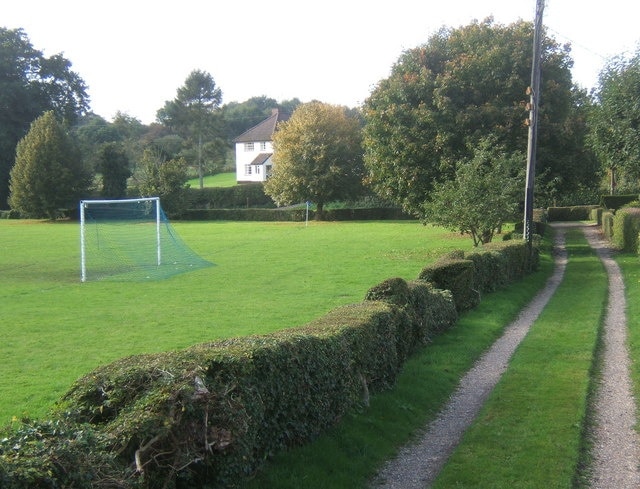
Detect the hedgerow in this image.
<box><xmin>0</xmin><ymin>237</ymin><xmax>538</xmax><ymax>488</ymax></box>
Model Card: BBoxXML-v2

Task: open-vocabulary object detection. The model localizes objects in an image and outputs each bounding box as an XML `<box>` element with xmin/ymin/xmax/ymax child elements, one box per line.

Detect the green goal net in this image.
<box><xmin>79</xmin><ymin>197</ymin><xmax>213</xmax><ymax>282</ymax></box>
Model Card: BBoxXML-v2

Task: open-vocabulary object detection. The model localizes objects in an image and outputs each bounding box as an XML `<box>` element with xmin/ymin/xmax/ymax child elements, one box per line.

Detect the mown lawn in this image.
<box><xmin>186</xmin><ymin>172</ymin><xmax>236</xmax><ymax>188</ymax></box>
<box><xmin>0</xmin><ymin>219</ymin><xmax>471</xmax><ymax>426</ymax></box>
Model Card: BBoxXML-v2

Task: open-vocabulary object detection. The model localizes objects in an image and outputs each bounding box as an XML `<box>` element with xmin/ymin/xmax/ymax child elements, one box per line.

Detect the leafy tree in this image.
<box><xmin>363</xmin><ymin>18</ymin><xmax>579</xmax><ymax>217</ymax></box>
<box><xmin>423</xmin><ymin>138</ymin><xmax>523</xmax><ymax>245</ymax></box>
<box><xmin>588</xmin><ymin>49</ymin><xmax>640</xmax><ymax>194</ymax></box>
<box><xmin>9</xmin><ymin>111</ymin><xmax>92</xmax><ymax>218</ymax></box>
<box><xmin>264</xmin><ymin>102</ymin><xmax>364</xmax><ymax>218</ymax></box>
<box><xmin>0</xmin><ymin>27</ymin><xmax>89</xmax><ymax>207</ymax></box>
<box><xmin>137</xmin><ymin>148</ymin><xmax>188</xmax><ymax>215</ymax></box>
<box><xmin>96</xmin><ymin>142</ymin><xmax>131</xmax><ymax>198</ymax></box>
<box><xmin>157</xmin><ymin>70</ymin><xmax>224</xmax><ymax>188</ymax></box>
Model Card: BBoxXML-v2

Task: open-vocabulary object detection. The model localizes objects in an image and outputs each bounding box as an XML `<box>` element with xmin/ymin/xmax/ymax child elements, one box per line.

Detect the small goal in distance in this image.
<box><xmin>79</xmin><ymin>197</ymin><xmax>212</xmax><ymax>282</ymax></box>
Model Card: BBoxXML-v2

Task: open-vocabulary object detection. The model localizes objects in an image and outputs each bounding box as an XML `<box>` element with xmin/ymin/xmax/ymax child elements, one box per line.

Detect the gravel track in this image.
<box><xmin>583</xmin><ymin>225</ymin><xmax>640</xmax><ymax>488</ymax></box>
<box><xmin>370</xmin><ymin>224</ymin><xmax>640</xmax><ymax>488</ymax></box>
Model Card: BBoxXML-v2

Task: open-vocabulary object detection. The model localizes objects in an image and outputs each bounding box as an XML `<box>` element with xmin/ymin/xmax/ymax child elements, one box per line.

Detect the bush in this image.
<box><xmin>417</xmin><ymin>240</ymin><xmax>538</xmax><ymax>312</ymax></box>
<box><xmin>364</xmin><ymin>278</ymin><xmax>457</xmax><ymax>357</ymax></box>
<box><xmin>602</xmin><ymin>210</ymin><xmax>615</xmax><ymax>239</ymax></box>
<box><xmin>600</xmin><ymin>194</ymin><xmax>638</xmax><ymax>210</ymax></box>
<box><xmin>547</xmin><ymin>205</ymin><xmax>599</xmax><ymax>221</ymax></box>
<box><xmin>186</xmin><ymin>184</ymin><xmax>274</xmax><ymax>209</ymax></box>
<box><xmin>611</xmin><ymin>207</ymin><xmax>640</xmax><ymax>251</ymax></box>
<box><xmin>418</xmin><ymin>257</ymin><xmax>478</xmax><ymax>312</ymax></box>
<box><xmin>179</xmin><ymin>207</ymin><xmax>412</xmax><ymax>221</ymax></box>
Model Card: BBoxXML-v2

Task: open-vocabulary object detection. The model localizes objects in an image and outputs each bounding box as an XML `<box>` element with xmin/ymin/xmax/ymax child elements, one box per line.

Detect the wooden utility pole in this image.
<box><xmin>523</xmin><ymin>0</ymin><xmax>545</xmax><ymax>244</ymax></box>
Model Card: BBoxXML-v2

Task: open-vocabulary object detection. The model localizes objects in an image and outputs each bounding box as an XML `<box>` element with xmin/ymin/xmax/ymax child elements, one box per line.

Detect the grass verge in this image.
<box><xmin>616</xmin><ymin>251</ymin><xmax>640</xmax><ymax>431</ymax></box>
<box><xmin>243</xmin><ymin>242</ymin><xmax>554</xmax><ymax>488</ymax></box>
<box><xmin>431</xmin><ymin>229</ymin><xmax>607</xmax><ymax>489</ymax></box>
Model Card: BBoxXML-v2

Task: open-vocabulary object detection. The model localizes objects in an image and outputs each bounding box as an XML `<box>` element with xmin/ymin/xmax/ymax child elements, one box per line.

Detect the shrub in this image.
<box><xmin>186</xmin><ymin>184</ymin><xmax>274</xmax><ymax>209</ymax></box>
<box><xmin>547</xmin><ymin>205</ymin><xmax>599</xmax><ymax>221</ymax></box>
<box><xmin>600</xmin><ymin>194</ymin><xmax>638</xmax><ymax>210</ymax></box>
<box><xmin>364</xmin><ymin>278</ymin><xmax>457</xmax><ymax>357</ymax></box>
<box><xmin>418</xmin><ymin>258</ymin><xmax>478</xmax><ymax>312</ymax></box>
<box><xmin>611</xmin><ymin>207</ymin><xmax>640</xmax><ymax>251</ymax></box>
<box><xmin>602</xmin><ymin>210</ymin><xmax>615</xmax><ymax>239</ymax></box>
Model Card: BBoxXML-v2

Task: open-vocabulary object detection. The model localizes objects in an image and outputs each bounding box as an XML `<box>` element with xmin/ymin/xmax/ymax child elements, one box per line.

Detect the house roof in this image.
<box><xmin>250</xmin><ymin>153</ymin><xmax>272</xmax><ymax>166</ymax></box>
<box><xmin>233</xmin><ymin>109</ymin><xmax>290</xmax><ymax>143</ymax></box>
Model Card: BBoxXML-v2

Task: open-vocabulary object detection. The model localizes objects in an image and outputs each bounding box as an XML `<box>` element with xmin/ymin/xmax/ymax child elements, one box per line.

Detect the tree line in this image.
<box><xmin>2</xmin><ymin>20</ymin><xmax>640</xmax><ymax>243</ymax></box>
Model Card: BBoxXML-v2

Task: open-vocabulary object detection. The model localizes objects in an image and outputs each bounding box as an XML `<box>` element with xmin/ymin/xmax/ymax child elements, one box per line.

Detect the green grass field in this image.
<box><xmin>0</xmin><ymin>219</ymin><xmax>472</xmax><ymax>426</ymax></box>
<box><xmin>186</xmin><ymin>172</ymin><xmax>236</xmax><ymax>188</ymax></box>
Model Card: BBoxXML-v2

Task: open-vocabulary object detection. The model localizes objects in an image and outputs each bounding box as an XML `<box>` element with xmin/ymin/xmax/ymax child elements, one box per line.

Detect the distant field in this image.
<box><xmin>0</xmin><ymin>219</ymin><xmax>473</xmax><ymax>425</ymax></box>
<box><xmin>186</xmin><ymin>172</ymin><xmax>236</xmax><ymax>188</ymax></box>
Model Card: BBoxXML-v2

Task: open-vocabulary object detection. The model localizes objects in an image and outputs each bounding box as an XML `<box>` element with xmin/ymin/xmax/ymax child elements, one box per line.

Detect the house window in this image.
<box><xmin>244</xmin><ymin>165</ymin><xmax>252</xmax><ymax>175</ymax></box>
<box><xmin>256</xmin><ymin>166</ymin><xmax>261</xmax><ymax>175</ymax></box>
<box><xmin>244</xmin><ymin>142</ymin><xmax>254</xmax><ymax>151</ymax></box>
<box><xmin>259</xmin><ymin>141</ymin><xmax>267</xmax><ymax>151</ymax></box>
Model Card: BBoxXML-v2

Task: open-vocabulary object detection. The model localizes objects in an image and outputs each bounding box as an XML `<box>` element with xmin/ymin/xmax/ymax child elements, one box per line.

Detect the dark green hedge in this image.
<box><xmin>611</xmin><ymin>207</ymin><xmax>640</xmax><ymax>252</ymax></box>
<box><xmin>0</xmin><ymin>238</ymin><xmax>539</xmax><ymax>488</ymax></box>
<box><xmin>179</xmin><ymin>207</ymin><xmax>412</xmax><ymax>221</ymax></box>
<box><xmin>602</xmin><ymin>210</ymin><xmax>615</xmax><ymax>239</ymax></box>
<box><xmin>547</xmin><ymin>205</ymin><xmax>600</xmax><ymax>222</ymax></box>
<box><xmin>600</xmin><ymin>194</ymin><xmax>638</xmax><ymax>210</ymax></box>
<box><xmin>185</xmin><ymin>184</ymin><xmax>274</xmax><ymax>209</ymax></box>
<box><xmin>418</xmin><ymin>240</ymin><xmax>539</xmax><ymax>312</ymax></box>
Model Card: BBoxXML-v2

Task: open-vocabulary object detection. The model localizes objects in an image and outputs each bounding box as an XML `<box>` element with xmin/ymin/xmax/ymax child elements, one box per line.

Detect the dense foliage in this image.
<box><xmin>8</xmin><ymin>111</ymin><xmax>92</xmax><ymax>218</ymax></box>
<box><xmin>97</xmin><ymin>142</ymin><xmax>131</xmax><ymax>198</ymax></box>
<box><xmin>363</xmin><ymin>18</ymin><xmax>591</xmax><ymax>217</ymax></box>
<box><xmin>137</xmin><ymin>148</ymin><xmax>189</xmax><ymax>215</ymax></box>
<box><xmin>588</xmin><ymin>48</ymin><xmax>640</xmax><ymax>193</ymax></box>
<box><xmin>0</xmin><ymin>27</ymin><xmax>89</xmax><ymax>207</ymax></box>
<box><xmin>265</xmin><ymin>102</ymin><xmax>365</xmax><ymax>217</ymax></box>
<box><xmin>423</xmin><ymin>138</ymin><xmax>523</xmax><ymax>245</ymax></box>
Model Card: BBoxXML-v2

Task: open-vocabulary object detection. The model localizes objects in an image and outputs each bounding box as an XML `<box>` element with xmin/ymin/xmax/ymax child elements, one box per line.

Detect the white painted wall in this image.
<box><xmin>235</xmin><ymin>141</ymin><xmax>274</xmax><ymax>183</ymax></box>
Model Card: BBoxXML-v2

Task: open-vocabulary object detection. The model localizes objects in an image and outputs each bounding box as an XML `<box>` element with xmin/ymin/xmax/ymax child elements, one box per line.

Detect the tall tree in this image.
<box><xmin>588</xmin><ymin>49</ymin><xmax>640</xmax><ymax>194</ymax></box>
<box><xmin>157</xmin><ymin>70</ymin><xmax>223</xmax><ymax>188</ymax></box>
<box><xmin>9</xmin><ymin>111</ymin><xmax>92</xmax><ymax>218</ymax></box>
<box><xmin>137</xmin><ymin>148</ymin><xmax>189</xmax><ymax>215</ymax></box>
<box><xmin>363</xmin><ymin>18</ymin><xmax>578</xmax><ymax>217</ymax></box>
<box><xmin>96</xmin><ymin>142</ymin><xmax>131</xmax><ymax>198</ymax></box>
<box><xmin>0</xmin><ymin>27</ymin><xmax>89</xmax><ymax>208</ymax></box>
<box><xmin>264</xmin><ymin>102</ymin><xmax>364</xmax><ymax>218</ymax></box>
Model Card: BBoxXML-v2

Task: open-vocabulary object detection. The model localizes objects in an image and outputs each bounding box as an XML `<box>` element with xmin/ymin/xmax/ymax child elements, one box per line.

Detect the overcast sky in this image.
<box><xmin>4</xmin><ymin>0</ymin><xmax>639</xmax><ymax>124</ymax></box>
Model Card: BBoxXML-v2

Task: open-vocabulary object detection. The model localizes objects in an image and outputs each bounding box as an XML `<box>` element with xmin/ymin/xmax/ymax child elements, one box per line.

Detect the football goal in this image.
<box><xmin>79</xmin><ymin>197</ymin><xmax>212</xmax><ymax>282</ymax></box>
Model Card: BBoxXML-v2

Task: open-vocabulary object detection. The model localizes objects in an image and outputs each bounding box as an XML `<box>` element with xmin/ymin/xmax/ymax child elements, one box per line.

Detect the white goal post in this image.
<box><xmin>79</xmin><ymin>197</ymin><xmax>161</xmax><ymax>282</ymax></box>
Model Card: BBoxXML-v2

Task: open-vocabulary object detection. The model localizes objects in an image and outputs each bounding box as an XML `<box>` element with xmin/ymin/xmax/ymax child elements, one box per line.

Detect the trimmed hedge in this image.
<box><xmin>601</xmin><ymin>194</ymin><xmax>638</xmax><ymax>210</ymax></box>
<box><xmin>0</xmin><ymin>238</ymin><xmax>539</xmax><ymax>488</ymax></box>
<box><xmin>602</xmin><ymin>210</ymin><xmax>615</xmax><ymax>239</ymax></box>
<box><xmin>364</xmin><ymin>278</ymin><xmax>457</xmax><ymax>358</ymax></box>
<box><xmin>611</xmin><ymin>207</ymin><xmax>640</xmax><ymax>252</ymax></box>
<box><xmin>547</xmin><ymin>205</ymin><xmax>600</xmax><ymax>221</ymax></box>
<box><xmin>185</xmin><ymin>184</ymin><xmax>274</xmax><ymax>209</ymax></box>
<box><xmin>179</xmin><ymin>207</ymin><xmax>411</xmax><ymax>221</ymax></box>
<box><xmin>418</xmin><ymin>240</ymin><xmax>539</xmax><ymax>312</ymax></box>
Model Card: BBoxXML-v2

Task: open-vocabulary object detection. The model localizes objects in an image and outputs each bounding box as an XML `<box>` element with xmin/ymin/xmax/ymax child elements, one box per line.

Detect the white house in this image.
<box><xmin>233</xmin><ymin>109</ymin><xmax>290</xmax><ymax>183</ymax></box>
